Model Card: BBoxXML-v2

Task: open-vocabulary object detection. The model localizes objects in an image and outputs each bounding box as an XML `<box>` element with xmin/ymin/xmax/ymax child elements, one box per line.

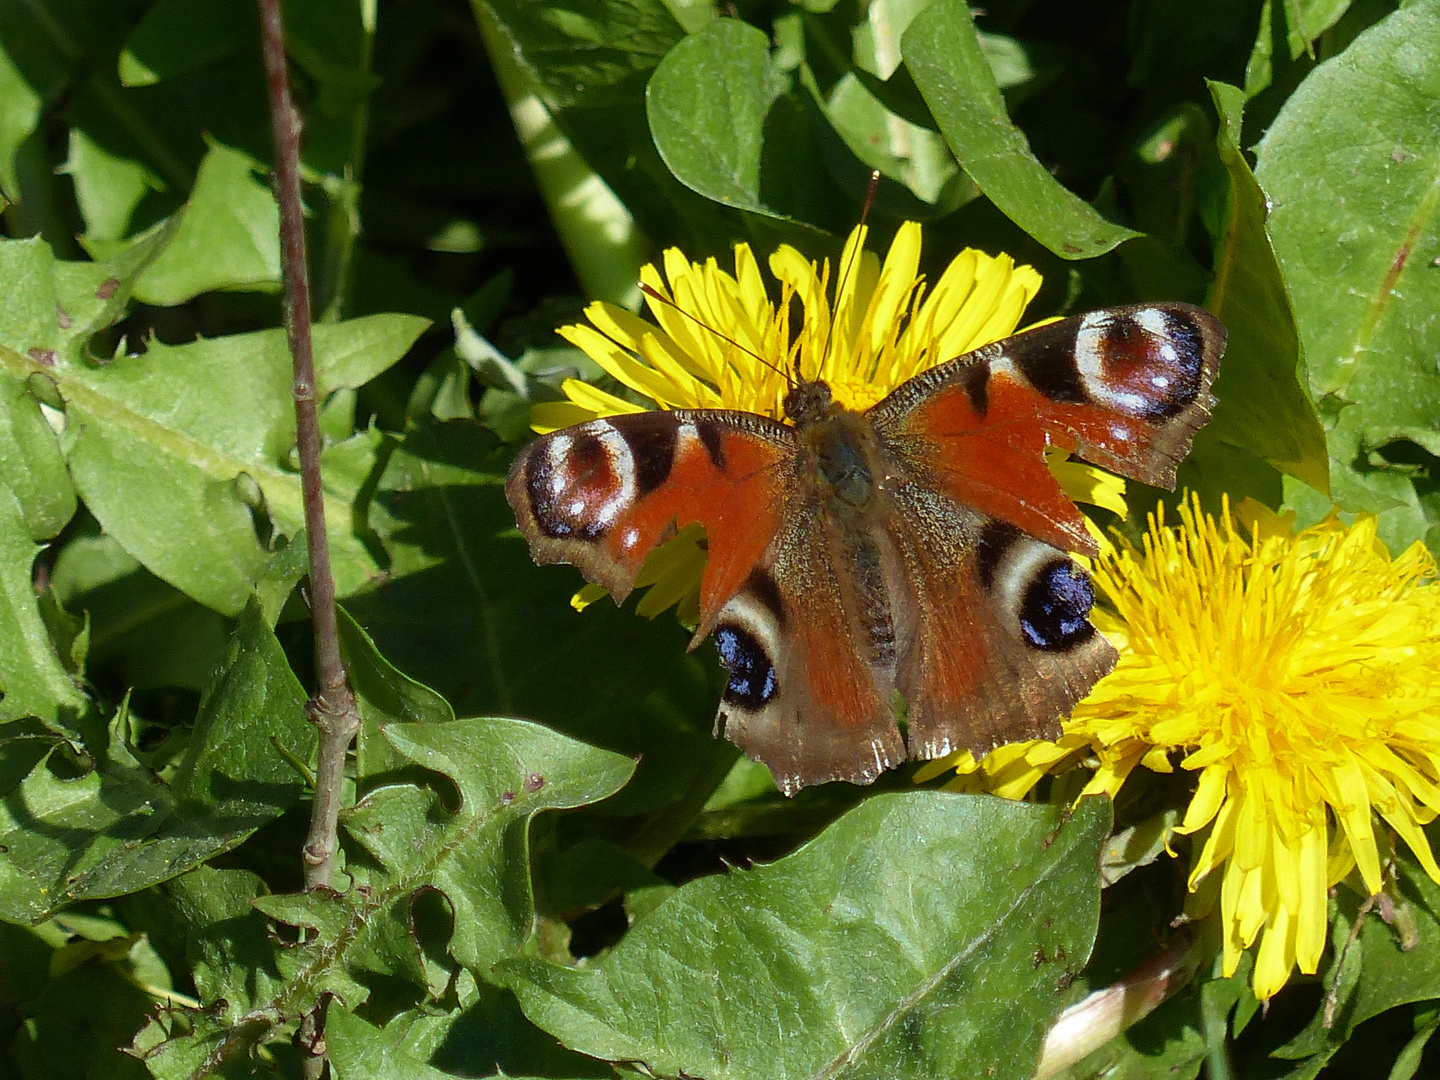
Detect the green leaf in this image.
<box><xmin>0</xmin><ymin>598</ymin><xmax>311</xmax><ymax>924</ymax></box>
<box><xmin>137</xmin><ymin>720</ymin><xmax>633</xmax><ymax>1075</ymax></box>
<box><xmin>0</xmin><ymin>36</ymin><xmax>41</xmax><ymax>203</ymax></box>
<box><xmin>646</xmin><ymin>20</ymin><xmax>791</xmax><ymax>220</ymax></box>
<box><xmin>0</xmin><ymin>365</ymin><xmax>75</xmax><ymax>541</ymax></box>
<box><xmin>0</xmin><ymin>482</ymin><xmax>90</xmax><ymax>734</ymax></box>
<box><xmin>473</xmin><ymin>0</ymin><xmax>743</xmax><ymax>256</ymax></box>
<box><xmin>51</xmin><ymin>528</ymin><xmax>233</xmax><ymax>694</ymax></box>
<box><xmin>118</xmin><ymin>0</ymin><xmax>252</xmax><ymax>88</ymax></box>
<box><xmin>1254</xmin><ymin>0</ymin><xmax>1440</xmax><ymax>551</ymax></box>
<box><xmin>1195</xmin><ymin>80</ymin><xmax>1329</xmax><ymax>495</ymax></box>
<box><xmin>902</xmin><ymin>0</ymin><xmax>1139</xmax><ymax>259</ymax></box>
<box><xmin>1273</xmin><ymin>853</ymin><xmax>1440</xmax><ymax>1073</ymax></box>
<box><xmin>338</xmin><ymin>605</ymin><xmax>456</xmax><ymax>786</ymax></box>
<box><xmin>61</xmin><ymin>127</ymin><xmax>165</xmax><ymax>241</ymax></box>
<box><xmin>327</xmin><ymin>978</ymin><xmax>616</xmax><ymax>1080</ymax></box>
<box><xmin>501</xmin><ymin>793</ymin><xmax>1110</xmax><ymax>1080</ymax></box>
<box><xmin>0</xmin><ymin>233</ymin><xmax>426</xmax><ymax>612</ymax></box>
<box><xmin>85</xmin><ymin>142</ymin><xmax>280</xmax><ymax>305</ymax></box>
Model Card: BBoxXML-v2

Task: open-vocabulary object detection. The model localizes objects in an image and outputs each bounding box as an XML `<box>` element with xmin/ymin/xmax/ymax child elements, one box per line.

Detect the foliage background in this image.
<box><xmin>1</xmin><ymin>0</ymin><xmax>1438</xmax><ymax>1077</ymax></box>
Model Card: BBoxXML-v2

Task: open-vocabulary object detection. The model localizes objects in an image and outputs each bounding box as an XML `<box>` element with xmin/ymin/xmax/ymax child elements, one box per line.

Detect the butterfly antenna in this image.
<box><xmin>638</xmin><ymin>282</ymin><xmax>791</xmax><ymax>384</ymax></box>
<box><xmin>813</xmin><ymin>169</ymin><xmax>882</xmax><ymax>383</ymax></box>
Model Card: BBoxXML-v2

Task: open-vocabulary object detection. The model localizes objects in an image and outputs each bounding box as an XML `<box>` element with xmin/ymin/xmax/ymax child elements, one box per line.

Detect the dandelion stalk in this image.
<box><xmin>257</xmin><ymin>0</ymin><xmax>360</xmax><ymax>895</ymax></box>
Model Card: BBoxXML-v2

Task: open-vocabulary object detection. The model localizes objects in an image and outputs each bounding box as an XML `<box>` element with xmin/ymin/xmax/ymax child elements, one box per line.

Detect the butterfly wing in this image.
<box><xmin>870</xmin><ymin>302</ymin><xmax>1226</xmax><ymax>557</ymax></box>
<box><xmin>505</xmin><ymin>409</ymin><xmax>795</xmax><ymax>631</ymax></box>
<box><xmin>870</xmin><ymin>302</ymin><xmax>1223</xmax><ymax>758</ymax></box>
<box><xmin>507</xmin><ymin>408</ymin><xmax>907</xmax><ymax>794</ymax></box>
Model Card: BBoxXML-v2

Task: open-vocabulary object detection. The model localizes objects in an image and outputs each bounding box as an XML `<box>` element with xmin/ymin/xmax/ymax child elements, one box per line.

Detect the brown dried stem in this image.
<box><xmin>257</xmin><ymin>0</ymin><xmax>360</xmax><ymax>897</ymax></box>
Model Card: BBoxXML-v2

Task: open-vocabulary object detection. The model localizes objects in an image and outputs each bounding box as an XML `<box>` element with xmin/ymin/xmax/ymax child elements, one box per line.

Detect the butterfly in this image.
<box><xmin>505</xmin><ymin>303</ymin><xmax>1225</xmax><ymax>794</ymax></box>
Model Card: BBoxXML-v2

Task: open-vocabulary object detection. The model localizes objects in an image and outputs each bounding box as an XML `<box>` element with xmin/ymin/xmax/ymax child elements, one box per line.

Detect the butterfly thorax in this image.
<box><xmin>785</xmin><ymin>379</ymin><xmax>883</xmax><ymax>513</ymax></box>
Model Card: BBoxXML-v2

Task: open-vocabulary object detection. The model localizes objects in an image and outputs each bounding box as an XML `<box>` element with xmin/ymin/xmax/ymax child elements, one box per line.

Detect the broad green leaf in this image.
<box><xmin>137</xmin><ymin>720</ymin><xmax>633</xmax><ymax>1075</ymax></box>
<box><xmin>62</xmin><ymin>127</ymin><xmax>164</xmax><ymax>241</ymax></box>
<box><xmin>328</xmin><ymin>997</ymin><xmax>616</xmax><ymax>1080</ymax></box>
<box><xmin>0</xmin><ymin>598</ymin><xmax>311</xmax><ymax>924</ymax></box>
<box><xmin>339</xmin><ymin>605</ymin><xmax>455</xmax><ymax>786</ymax></box>
<box><xmin>0</xmin><ymin>482</ymin><xmax>89</xmax><ymax>733</ymax></box>
<box><xmin>646</xmin><ymin>20</ymin><xmax>788</xmax><ymax>218</ymax></box>
<box><xmin>502</xmin><ymin>793</ymin><xmax>1110</xmax><ymax>1080</ymax></box>
<box><xmin>0</xmin><ymin>232</ymin><xmax>425</xmax><ymax>612</ymax></box>
<box><xmin>85</xmin><ymin>142</ymin><xmax>280</xmax><ymax>305</ymax></box>
<box><xmin>118</xmin><ymin>0</ymin><xmax>252</xmax><ymax>88</ymax></box>
<box><xmin>1195</xmin><ymin>80</ymin><xmax>1328</xmax><ymax>495</ymax></box>
<box><xmin>1272</xmin><ymin>853</ymin><xmax>1440</xmax><ymax>1074</ymax></box>
<box><xmin>51</xmin><ymin>528</ymin><xmax>232</xmax><ymax>694</ymax></box>
<box><xmin>0</xmin><ymin>366</ymin><xmax>74</xmax><ymax>540</ymax></box>
<box><xmin>1255</xmin><ymin>0</ymin><xmax>1440</xmax><ymax>551</ymax></box>
<box><xmin>902</xmin><ymin>0</ymin><xmax>1138</xmax><ymax>259</ymax></box>
<box><xmin>0</xmin><ymin>37</ymin><xmax>41</xmax><ymax>203</ymax></box>
<box><xmin>347</xmin><ymin>419</ymin><xmax>733</xmax><ymax>816</ymax></box>
<box><xmin>822</xmin><ymin>73</ymin><xmax>973</xmax><ymax>218</ymax></box>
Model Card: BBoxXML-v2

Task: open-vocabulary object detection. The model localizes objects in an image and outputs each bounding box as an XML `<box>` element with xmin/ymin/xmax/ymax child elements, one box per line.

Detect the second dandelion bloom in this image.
<box><xmin>931</xmin><ymin>498</ymin><xmax>1440</xmax><ymax>1000</ymax></box>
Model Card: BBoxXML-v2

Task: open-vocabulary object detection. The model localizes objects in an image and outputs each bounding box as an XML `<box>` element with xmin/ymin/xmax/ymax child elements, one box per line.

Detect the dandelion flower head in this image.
<box><xmin>925</xmin><ymin>497</ymin><xmax>1440</xmax><ymax>999</ymax></box>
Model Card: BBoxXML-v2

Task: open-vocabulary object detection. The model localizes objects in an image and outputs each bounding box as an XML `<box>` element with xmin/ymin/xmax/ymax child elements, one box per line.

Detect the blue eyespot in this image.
<box><xmin>715</xmin><ymin>624</ymin><xmax>778</xmax><ymax>710</ymax></box>
<box><xmin>1020</xmin><ymin>561</ymin><xmax>1096</xmax><ymax>652</ymax></box>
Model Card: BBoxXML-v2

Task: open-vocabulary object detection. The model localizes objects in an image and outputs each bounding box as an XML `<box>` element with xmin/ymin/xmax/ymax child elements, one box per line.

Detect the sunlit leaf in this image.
<box><xmin>1255</xmin><ymin>0</ymin><xmax>1440</xmax><ymax>552</ymax></box>
<box><xmin>503</xmin><ymin>793</ymin><xmax>1109</xmax><ymax>1080</ymax></box>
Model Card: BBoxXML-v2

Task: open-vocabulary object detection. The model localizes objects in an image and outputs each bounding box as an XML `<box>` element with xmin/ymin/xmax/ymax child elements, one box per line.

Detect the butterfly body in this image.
<box><xmin>506</xmin><ymin>303</ymin><xmax>1225</xmax><ymax>794</ymax></box>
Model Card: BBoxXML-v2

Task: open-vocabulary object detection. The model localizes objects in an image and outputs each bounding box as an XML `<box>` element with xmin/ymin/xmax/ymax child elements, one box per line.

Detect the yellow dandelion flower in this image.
<box><xmin>544</xmin><ymin>222</ymin><xmax>1116</xmax><ymax>618</ymax></box>
<box><xmin>924</xmin><ymin>495</ymin><xmax>1440</xmax><ymax>1000</ymax></box>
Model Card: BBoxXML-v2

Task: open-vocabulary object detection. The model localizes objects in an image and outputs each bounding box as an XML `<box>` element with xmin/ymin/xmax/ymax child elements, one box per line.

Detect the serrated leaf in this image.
<box><xmin>137</xmin><ymin>719</ymin><xmax>633</xmax><ymax>1076</ymax></box>
<box><xmin>1255</xmin><ymin>0</ymin><xmax>1440</xmax><ymax>551</ymax></box>
<box><xmin>501</xmin><ymin>793</ymin><xmax>1109</xmax><ymax>1080</ymax></box>
<box><xmin>63</xmin><ymin>127</ymin><xmax>165</xmax><ymax>241</ymax></box>
<box><xmin>0</xmin><ymin>481</ymin><xmax>90</xmax><ymax>734</ymax></box>
<box><xmin>902</xmin><ymin>0</ymin><xmax>1138</xmax><ymax>260</ymax></box>
<box><xmin>0</xmin><ymin>598</ymin><xmax>311</xmax><ymax>924</ymax></box>
<box><xmin>1195</xmin><ymin>80</ymin><xmax>1329</xmax><ymax>495</ymax></box>
<box><xmin>0</xmin><ymin>233</ymin><xmax>426</xmax><ymax>612</ymax></box>
<box><xmin>327</xmin><ymin>992</ymin><xmax>616</xmax><ymax>1080</ymax></box>
<box><xmin>84</xmin><ymin>142</ymin><xmax>281</xmax><ymax>305</ymax></box>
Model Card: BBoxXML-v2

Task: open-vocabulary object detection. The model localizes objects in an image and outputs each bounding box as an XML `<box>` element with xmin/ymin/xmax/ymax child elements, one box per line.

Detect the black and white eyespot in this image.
<box><xmin>713</xmin><ymin>570</ymin><xmax>786</xmax><ymax>715</ymax></box>
<box><xmin>524</xmin><ymin>421</ymin><xmax>639</xmax><ymax>542</ymax></box>
<box><xmin>1073</xmin><ymin>308</ymin><xmax>1206</xmax><ymax>420</ymax></box>
<box><xmin>979</xmin><ymin>529</ymin><xmax>1096</xmax><ymax>653</ymax></box>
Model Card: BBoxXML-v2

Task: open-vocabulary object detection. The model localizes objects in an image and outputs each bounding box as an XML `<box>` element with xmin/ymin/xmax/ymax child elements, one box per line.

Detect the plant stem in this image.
<box><xmin>257</xmin><ymin>0</ymin><xmax>360</xmax><ymax>896</ymax></box>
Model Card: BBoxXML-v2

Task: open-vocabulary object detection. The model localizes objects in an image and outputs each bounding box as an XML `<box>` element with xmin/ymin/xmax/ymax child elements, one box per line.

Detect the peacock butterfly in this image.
<box><xmin>505</xmin><ymin>302</ymin><xmax>1225</xmax><ymax>794</ymax></box>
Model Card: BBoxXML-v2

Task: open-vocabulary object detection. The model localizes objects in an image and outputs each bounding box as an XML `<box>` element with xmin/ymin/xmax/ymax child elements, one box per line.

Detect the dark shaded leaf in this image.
<box><xmin>903</xmin><ymin>0</ymin><xmax>1138</xmax><ymax>259</ymax></box>
<box><xmin>0</xmin><ymin>598</ymin><xmax>311</xmax><ymax>924</ymax></box>
<box><xmin>1188</xmin><ymin>80</ymin><xmax>1329</xmax><ymax>497</ymax></box>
